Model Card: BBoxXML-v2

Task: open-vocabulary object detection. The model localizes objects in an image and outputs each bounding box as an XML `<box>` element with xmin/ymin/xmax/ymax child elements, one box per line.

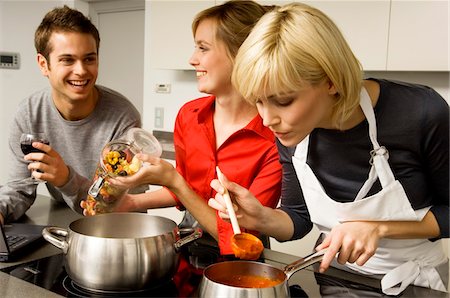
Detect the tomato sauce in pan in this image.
<box><xmin>217</xmin><ymin>274</ymin><xmax>284</xmax><ymax>288</ymax></box>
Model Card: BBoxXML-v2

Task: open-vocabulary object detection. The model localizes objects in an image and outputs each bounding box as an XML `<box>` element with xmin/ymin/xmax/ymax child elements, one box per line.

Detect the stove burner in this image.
<box><xmin>62</xmin><ymin>275</ymin><xmax>178</xmax><ymax>297</ymax></box>
<box><xmin>182</xmin><ymin>235</ymin><xmax>245</xmax><ymax>270</ymax></box>
<box><xmin>186</xmin><ymin>242</ymin><xmax>221</xmax><ymax>269</ymax></box>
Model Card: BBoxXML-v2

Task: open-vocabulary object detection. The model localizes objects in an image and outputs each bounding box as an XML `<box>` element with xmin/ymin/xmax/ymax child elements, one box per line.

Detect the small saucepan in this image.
<box><xmin>199</xmin><ymin>249</ymin><xmax>326</xmax><ymax>298</ymax></box>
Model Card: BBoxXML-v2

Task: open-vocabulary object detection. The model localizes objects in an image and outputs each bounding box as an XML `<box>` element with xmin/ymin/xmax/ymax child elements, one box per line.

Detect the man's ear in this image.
<box><xmin>37</xmin><ymin>53</ymin><xmax>49</xmax><ymax>76</ymax></box>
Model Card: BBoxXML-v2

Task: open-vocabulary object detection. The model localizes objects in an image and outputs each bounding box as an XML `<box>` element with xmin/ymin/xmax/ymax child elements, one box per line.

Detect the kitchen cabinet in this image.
<box><xmin>148</xmin><ymin>0</ymin><xmax>390</xmax><ymax>70</ymax></box>
<box><xmin>302</xmin><ymin>0</ymin><xmax>390</xmax><ymax>71</ymax></box>
<box><xmin>148</xmin><ymin>1</ymin><xmax>214</xmax><ymax>70</ymax></box>
<box><xmin>149</xmin><ymin>1</ymin><xmax>447</xmax><ymax>71</ymax></box>
<box><xmin>387</xmin><ymin>0</ymin><xmax>449</xmax><ymax>71</ymax></box>
<box><xmin>260</xmin><ymin>0</ymin><xmax>448</xmax><ymax>71</ymax></box>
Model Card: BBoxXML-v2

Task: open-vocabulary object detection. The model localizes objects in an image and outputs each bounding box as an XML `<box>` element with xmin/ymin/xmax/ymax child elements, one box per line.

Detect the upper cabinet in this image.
<box><xmin>149</xmin><ymin>0</ymin><xmax>449</xmax><ymax>71</ymax></box>
<box><xmin>387</xmin><ymin>0</ymin><xmax>448</xmax><ymax>71</ymax></box>
<box><xmin>295</xmin><ymin>0</ymin><xmax>448</xmax><ymax>71</ymax></box>
<box><xmin>302</xmin><ymin>0</ymin><xmax>390</xmax><ymax>71</ymax></box>
<box><xmin>148</xmin><ymin>1</ymin><xmax>214</xmax><ymax>70</ymax></box>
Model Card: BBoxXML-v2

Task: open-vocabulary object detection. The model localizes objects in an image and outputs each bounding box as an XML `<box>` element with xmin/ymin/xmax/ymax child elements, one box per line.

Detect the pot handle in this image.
<box><xmin>174</xmin><ymin>227</ymin><xmax>203</xmax><ymax>251</ymax></box>
<box><xmin>283</xmin><ymin>248</ymin><xmax>327</xmax><ymax>279</ymax></box>
<box><xmin>42</xmin><ymin>227</ymin><xmax>69</xmax><ymax>254</ymax></box>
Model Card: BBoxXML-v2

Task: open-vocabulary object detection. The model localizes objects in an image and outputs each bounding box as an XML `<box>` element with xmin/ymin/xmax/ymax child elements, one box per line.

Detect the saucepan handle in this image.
<box><xmin>284</xmin><ymin>249</ymin><xmax>327</xmax><ymax>279</ymax></box>
<box><xmin>42</xmin><ymin>227</ymin><xmax>69</xmax><ymax>254</ymax></box>
<box><xmin>174</xmin><ymin>227</ymin><xmax>203</xmax><ymax>251</ymax></box>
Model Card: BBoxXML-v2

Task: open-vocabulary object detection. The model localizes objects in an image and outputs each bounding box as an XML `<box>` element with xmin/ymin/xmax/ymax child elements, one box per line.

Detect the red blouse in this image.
<box><xmin>171</xmin><ymin>95</ymin><xmax>282</xmax><ymax>255</ymax></box>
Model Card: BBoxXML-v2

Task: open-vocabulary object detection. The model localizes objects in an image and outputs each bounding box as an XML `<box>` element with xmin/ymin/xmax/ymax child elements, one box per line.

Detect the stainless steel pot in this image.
<box><xmin>42</xmin><ymin>213</ymin><xmax>202</xmax><ymax>292</ymax></box>
<box><xmin>199</xmin><ymin>249</ymin><xmax>325</xmax><ymax>298</ymax></box>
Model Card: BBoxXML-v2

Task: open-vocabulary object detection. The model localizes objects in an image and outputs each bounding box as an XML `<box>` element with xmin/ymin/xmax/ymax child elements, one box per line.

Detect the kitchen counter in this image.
<box><xmin>0</xmin><ymin>195</ymin><xmax>82</xmax><ymax>298</ymax></box>
<box><xmin>153</xmin><ymin>130</ymin><xmax>175</xmax><ymax>160</ymax></box>
<box><xmin>0</xmin><ymin>195</ymin><xmax>448</xmax><ymax>297</ymax></box>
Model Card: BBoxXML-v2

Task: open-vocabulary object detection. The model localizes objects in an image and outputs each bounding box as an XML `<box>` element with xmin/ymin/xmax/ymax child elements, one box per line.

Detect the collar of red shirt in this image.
<box><xmin>195</xmin><ymin>95</ymin><xmax>275</xmax><ymax>142</ymax></box>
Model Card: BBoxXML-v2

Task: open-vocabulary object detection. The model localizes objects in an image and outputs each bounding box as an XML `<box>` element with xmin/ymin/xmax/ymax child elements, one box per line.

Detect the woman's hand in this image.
<box><xmin>109</xmin><ymin>154</ymin><xmax>178</xmax><ymax>189</ymax></box>
<box><xmin>111</xmin><ymin>193</ymin><xmax>141</xmax><ymax>212</ymax></box>
<box><xmin>315</xmin><ymin>221</ymin><xmax>381</xmax><ymax>273</ymax></box>
<box><xmin>208</xmin><ymin>172</ymin><xmax>265</xmax><ymax>231</ymax></box>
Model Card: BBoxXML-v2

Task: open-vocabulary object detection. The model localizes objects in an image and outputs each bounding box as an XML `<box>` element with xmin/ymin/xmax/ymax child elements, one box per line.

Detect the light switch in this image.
<box><xmin>155</xmin><ymin>107</ymin><xmax>164</xmax><ymax>128</ymax></box>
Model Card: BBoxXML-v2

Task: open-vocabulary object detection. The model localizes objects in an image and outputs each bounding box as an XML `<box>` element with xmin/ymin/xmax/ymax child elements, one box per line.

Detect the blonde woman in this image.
<box><xmin>209</xmin><ymin>3</ymin><xmax>448</xmax><ymax>295</ymax></box>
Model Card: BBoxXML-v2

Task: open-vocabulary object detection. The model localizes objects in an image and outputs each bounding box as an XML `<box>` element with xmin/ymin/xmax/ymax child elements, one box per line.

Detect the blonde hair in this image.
<box><xmin>192</xmin><ymin>0</ymin><xmax>274</xmax><ymax>62</ymax></box>
<box><xmin>232</xmin><ymin>2</ymin><xmax>363</xmax><ymax>128</ymax></box>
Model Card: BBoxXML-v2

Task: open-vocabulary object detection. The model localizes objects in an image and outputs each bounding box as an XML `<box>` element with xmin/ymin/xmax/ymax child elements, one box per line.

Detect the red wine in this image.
<box><xmin>21</xmin><ymin>141</ymin><xmax>50</xmax><ymax>155</ymax></box>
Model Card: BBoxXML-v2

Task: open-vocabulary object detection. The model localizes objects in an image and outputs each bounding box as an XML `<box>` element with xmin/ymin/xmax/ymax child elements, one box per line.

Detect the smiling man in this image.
<box><xmin>0</xmin><ymin>5</ymin><xmax>141</xmax><ymax>224</ymax></box>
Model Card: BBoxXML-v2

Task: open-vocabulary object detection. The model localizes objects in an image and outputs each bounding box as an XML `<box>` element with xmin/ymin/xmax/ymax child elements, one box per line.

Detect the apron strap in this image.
<box><xmin>355</xmin><ymin>88</ymin><xmax>396</xmax><ymax>200</ymax></box>
<box><xmin>359</xmin><ymin>88</ymin><xmax>380</xmax><ymax>149</ymax></box>
<box><xmin>296</xmin><ymin>88</ymin><xmax>399</xmax><ymax>201</ymax></box>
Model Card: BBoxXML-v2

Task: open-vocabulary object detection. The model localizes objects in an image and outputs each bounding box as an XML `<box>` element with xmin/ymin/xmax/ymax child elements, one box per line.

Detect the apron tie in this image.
<box><xmin>381</xmin><ymin>260</ymin><xmax>448</xmax><ymax>295</ymax></box>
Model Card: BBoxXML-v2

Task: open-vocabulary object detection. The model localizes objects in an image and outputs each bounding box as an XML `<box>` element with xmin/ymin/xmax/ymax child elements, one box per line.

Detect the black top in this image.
<box><xmin>277</xmin><ymin>78</ymin><xmax>449</xmax><ymax>240</ymax></box>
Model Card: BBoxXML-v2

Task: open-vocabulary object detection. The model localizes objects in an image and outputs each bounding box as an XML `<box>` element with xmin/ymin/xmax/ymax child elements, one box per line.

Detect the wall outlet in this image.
<box><xmin>154</xmin><ymin>107</ymin><xmax>164</xmax><ymax>128</ymax></box>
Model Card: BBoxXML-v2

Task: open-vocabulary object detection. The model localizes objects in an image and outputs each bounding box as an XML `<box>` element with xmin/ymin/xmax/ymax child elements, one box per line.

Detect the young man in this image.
<box><xmin>0</xmin><ymin>5</ymin><xmax>141</xmax><ymax>224</ymax></box>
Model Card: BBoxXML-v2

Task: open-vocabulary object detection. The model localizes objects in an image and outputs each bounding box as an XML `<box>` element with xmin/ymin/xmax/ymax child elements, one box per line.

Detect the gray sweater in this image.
<box><xmin>0</xmin><ymin>85</ymin><xmax>141</xmax><ymax>222</ymax></box>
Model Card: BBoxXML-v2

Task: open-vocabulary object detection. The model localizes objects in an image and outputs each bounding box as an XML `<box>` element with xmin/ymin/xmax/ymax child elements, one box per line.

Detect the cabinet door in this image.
<box><xmin>303</xmin><ymin>0</ymin><xmax>390</xmax><ymax>71</ymax></box>
<box><xmin>387</xmin><ymin>0</ymin><xmax>449</xmax><ymax>71</ymax></box>
<box><xmin>149</xmin><ymin>1</ymin><xmax>214</xmax><ymax>70</ymax></box>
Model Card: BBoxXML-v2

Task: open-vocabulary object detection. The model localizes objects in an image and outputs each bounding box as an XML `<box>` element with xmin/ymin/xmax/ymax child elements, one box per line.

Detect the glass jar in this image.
<box><xmin>82</xmin><ymin>128</ymin><xmax>162</xmax><ymax>215</ymax></box>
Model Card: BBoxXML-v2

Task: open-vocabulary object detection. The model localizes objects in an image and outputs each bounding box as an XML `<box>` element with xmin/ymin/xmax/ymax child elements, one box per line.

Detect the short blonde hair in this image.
<box><xmin>232</xmin><ymin>2</ymin><xmax>363</xmax><ymax>128</ymax></box>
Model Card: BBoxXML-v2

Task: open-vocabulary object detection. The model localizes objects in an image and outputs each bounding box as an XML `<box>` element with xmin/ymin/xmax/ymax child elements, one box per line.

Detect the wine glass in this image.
<box><xmin>20</xmin><ymin>132</ymin><xmax>49</xmax><ymax>184</ymax></box>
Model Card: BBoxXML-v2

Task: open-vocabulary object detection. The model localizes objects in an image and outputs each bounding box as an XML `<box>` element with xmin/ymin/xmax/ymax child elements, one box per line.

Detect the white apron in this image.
<box><xmin>292</xmin><ymin>88</ymin><xmax>448</xmax><ymax>295</ymax></box>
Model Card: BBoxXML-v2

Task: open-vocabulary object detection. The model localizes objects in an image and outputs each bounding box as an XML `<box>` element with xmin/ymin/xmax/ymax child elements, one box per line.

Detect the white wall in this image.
<box><xmin>142</xmin><ymin>69</ymin><xmax>204</xmax><ymax>132</ymax></box>
<box><xmin>143</xmin><ymin>69</ymin><xmax>450</xmax><ymax>134</ymax></box>
<box><xmin>0</xmin><ymin>1</ymin><xmax>74</xmax><ymax>186</ymax></box>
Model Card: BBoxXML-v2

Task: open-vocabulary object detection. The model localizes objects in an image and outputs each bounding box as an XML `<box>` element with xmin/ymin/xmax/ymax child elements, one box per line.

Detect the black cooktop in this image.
<box><xmin>1</xmin><ymin>241</ymin><xmax>212</xmax><ymax>297</ymax></box>
<box><xmin>1</xmin><ymin>238</ymin><xmax>446</xmax><ymax>297</ymax></box>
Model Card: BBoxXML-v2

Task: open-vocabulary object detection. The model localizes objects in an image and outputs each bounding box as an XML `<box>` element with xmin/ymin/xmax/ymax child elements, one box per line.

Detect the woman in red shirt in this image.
<box><xmin>107</xmin><ymin>1</ymin><xmax>281</xmax><ymax>255</ymax></box>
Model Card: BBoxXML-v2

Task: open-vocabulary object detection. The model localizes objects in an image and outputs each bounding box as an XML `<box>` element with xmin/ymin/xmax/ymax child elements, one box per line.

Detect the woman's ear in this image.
<box><xmin>327</xmin><ymin>80</ymin><xmax>338</xmax><ymax>95</ymax></box>
<box><xmin>37</xmin><ymin>53</ymin><xmax>49</xmax><ymax>76</ymax></box>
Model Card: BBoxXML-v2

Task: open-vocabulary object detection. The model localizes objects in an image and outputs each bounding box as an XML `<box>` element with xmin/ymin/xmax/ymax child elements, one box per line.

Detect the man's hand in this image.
<box><xmin>24</xmin><ymin>141</ymin><xmax>70</xmax><ymax>187</ymax></box>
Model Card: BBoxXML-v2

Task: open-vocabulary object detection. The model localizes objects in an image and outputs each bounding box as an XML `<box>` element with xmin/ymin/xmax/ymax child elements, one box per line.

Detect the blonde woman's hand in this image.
<box><xmin>208</xmin><ymin>171</ymin><xmax>265</xmax><ymax>231</ymax></box>
<box><xmin>315</xmin><ymin>221</ymin><xmax>380</xmax><ymax>273</ymax></box>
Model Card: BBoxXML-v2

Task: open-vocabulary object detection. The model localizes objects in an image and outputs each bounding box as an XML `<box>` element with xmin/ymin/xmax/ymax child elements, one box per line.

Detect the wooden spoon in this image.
<box><xmin>216</xmin><ymin>166</ymin><xmax>264</xmax><ymax>260</ymax></box>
